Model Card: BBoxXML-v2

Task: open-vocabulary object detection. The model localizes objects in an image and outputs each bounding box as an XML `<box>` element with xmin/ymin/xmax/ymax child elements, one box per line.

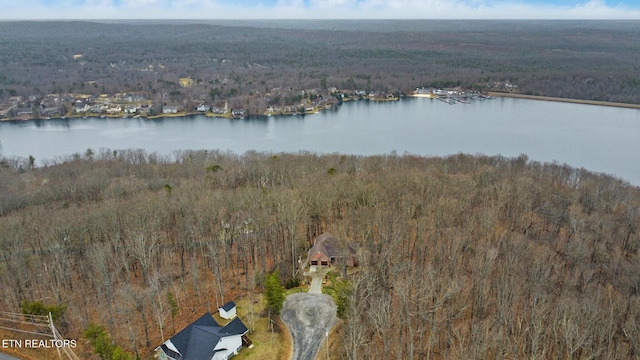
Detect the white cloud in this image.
<box><xmin>120</xmin><ymin>0</ymin><xmax>162</xmax><ymax>7</ymax></box>
<box><xmin>1</xmin><ymin>0</ymin><xmax>639</xmax><ymax>19</ymax></box>
<box><xmin>309</xmin><ymin>0</ymin><xmax>358</xmax><ymax>9</ymax></box>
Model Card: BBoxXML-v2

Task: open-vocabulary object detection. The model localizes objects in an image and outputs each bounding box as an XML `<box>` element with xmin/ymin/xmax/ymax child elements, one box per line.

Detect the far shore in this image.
<box><xmin>3</xmin><ymin>92</ymin><xmax>638</xmax><ymax>123</ymax></box>
<box><xmin>487</xmin><ymin>91</ymin><xmax>640</xmax><ymax>110</ymax></box>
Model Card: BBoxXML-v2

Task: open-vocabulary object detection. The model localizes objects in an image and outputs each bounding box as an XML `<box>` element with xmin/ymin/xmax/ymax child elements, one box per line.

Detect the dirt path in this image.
<box><xmin>281</xmin><ymin>293</ymin><xmax>338</xmax><ymax>360</ymax></box>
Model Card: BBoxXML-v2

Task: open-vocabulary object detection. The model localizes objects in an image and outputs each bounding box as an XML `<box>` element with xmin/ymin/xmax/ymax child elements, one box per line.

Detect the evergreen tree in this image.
<box><xmin>21</xmin><ymin>300</ymin><xmax>66</xmax><ymax>322</ymax></box>
<box><xmin>264</xmin><ymin>269</ymin><xmax>285</xmax><ymax>316</ymax></box>
<box><xmin>83</xmin><ymin>322</ymin><xmax>135</xmax><ymax>360</ymax></box>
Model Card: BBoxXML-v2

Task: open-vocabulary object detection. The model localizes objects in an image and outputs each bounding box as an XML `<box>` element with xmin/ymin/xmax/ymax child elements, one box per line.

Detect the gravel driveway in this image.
<box><xmin>281</xmin><ymin>293</ymin><xmax>338</xmax><ymax>360</ymax></box>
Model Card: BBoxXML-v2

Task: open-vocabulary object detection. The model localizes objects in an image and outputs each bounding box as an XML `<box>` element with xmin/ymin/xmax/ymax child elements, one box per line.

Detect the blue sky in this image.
<box><xmin>2</xmin><ymin>0</ymin><xmax>640</xmax><ymax>19</ymax></box>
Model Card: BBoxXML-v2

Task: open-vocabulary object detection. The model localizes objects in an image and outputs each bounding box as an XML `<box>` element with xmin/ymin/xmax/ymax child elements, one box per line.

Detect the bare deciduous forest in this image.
<box><xmin>1</xmin><ymin>20</ymin><xmax>640</xmax><ymax>105</ymax></box>
<box><xmin>1</xmin><ymin>150</ymin><xmax>639</xmax><ymax>359</ymax></box>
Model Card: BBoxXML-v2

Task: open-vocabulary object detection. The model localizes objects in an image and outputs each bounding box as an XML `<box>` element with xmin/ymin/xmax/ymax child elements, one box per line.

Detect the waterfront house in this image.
<box><xmin>41</xmin><ymin>106</ymin><xmax>60</xmax><ymax>117</ymax></box>
<box><xmin>125</xmin><ymin>105</ymin><xmax>138</xmax><ymax>114</ymax></box>
<box><xmin>139</xmin><ymin>105</ymin><xmax>151</xmax><ymax>115</ymax></box>
<box><xmin>211</xmin><ymin>107</ymin><xmax>226</xmax><ymax>114</ymax></box>
<box><xmin>231</xmin><ymin>109</ymin><xmax>246</xmax><ymax>118</ymax></box>
<box><xmin>74</xmin><ymin>101</ymin><xmax>89</xmax><ymax>113</ymax></box>
<box><xmin>16</xmin><ymin>107</ymin><xmax>33</xmax><ymax>116</ymax></box>
<box><xmin>196</xmin><ymin>104</ymin><xmax>211</xmax><ymax>112</ymax></box>
<box><xmin>106</xmin><ymin>105</ymin><xmax>122</xmax><ymax>115</ymax></box>
<box><xmin>163</xmin><ymin>106</ymin><xmax>178</xmax><ymax>114</ymax></box>
<box><xmin>90</xmin><ymin>104</ymin><xmax>107</xmax><ymax>114</ymax></box>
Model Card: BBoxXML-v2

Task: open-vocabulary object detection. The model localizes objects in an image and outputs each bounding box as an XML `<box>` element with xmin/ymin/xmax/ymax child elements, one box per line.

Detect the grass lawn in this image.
<box><xmin>228</xmin><ymin>293</ymin><xmax>291</xmax><ymax>360</ymax></box>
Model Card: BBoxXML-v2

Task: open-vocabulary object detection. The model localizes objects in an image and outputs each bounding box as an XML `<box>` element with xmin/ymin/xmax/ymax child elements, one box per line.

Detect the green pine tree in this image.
<box><xmin>83</xmin><ymin>322</ymin><xmax>135</xmax><ymax>360</ymax></box>
<box><xmin>264</xmin><ymin>269</ymin><xmax>285</xmax><ymax>316</ymax></box>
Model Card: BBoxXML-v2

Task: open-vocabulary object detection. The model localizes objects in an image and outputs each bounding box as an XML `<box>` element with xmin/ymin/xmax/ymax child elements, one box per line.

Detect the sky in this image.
<box><xmin>1</xmin><ymin>0</ymin><xmax>640</xmax><ymax>20</ymax></box>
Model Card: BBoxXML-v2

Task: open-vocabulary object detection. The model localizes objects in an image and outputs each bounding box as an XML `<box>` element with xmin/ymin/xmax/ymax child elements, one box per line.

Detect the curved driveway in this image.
<box><xmin>281</xmin><ymin>293</ymin><xmax>338</xmax><ymax>360</ymax></box>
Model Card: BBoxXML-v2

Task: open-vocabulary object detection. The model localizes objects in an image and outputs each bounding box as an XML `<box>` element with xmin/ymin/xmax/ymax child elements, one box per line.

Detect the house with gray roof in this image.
<box><xmin>156</xmin><ymin>312</ymin><xmax>248</xmax><ymax>360</ymax></box>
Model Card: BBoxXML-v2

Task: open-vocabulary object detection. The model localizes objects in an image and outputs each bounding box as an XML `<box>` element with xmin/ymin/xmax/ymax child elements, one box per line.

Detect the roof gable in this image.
<box><xmin>310</xmin><ymin>250</ymin><xmax>330</xmax><ymax>262</ymax></box>
<box><xmin>308</xmin><ymin>232</ymin><xmax>356</xmax><ymax>260</ymax></box>
<box><xmin>220</xmin><ymin>317</ymin><xmax>248</xmax><ymax>336</ymax></box>
<box><xmin>220</xmin><ymin>301</ymin><xmax>236</xmax><ymax>312</ymax></box>
<box><xmin>169</xmin><ymin>313</ymin><xmax>219</xmax><ymax>355</ymax></box>
<box><xmin>316</xmin><ymin>233</ymin><xmax>341</xmax><ymax>257</ymax></box>
<box><xmin>163</xmin><ymin>312</ymin><xmax>251</xmax><ymax>360</ymax></box>
<box><xmin>182</xmin><ymin>326</ymin><xmax>222</xmax><ymax>360</ymax></box>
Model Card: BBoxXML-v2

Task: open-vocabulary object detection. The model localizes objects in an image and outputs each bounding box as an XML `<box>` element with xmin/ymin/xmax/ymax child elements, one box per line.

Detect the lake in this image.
<box><xmin>1</xmin><ymin>97</ymin><xmax>639</xmax><ymax>185</ymax></box>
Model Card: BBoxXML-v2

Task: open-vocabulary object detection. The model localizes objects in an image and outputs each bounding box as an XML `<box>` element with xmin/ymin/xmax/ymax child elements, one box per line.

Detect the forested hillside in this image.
<box><xmin>1</xmin><ymin>150</ymin><xmax>639</xmax><ymax>359</ymax></box>
<box><xmin>1</xmin><ymin>20</ymin><xmax>640</xmax><ymax>107</ymax></box>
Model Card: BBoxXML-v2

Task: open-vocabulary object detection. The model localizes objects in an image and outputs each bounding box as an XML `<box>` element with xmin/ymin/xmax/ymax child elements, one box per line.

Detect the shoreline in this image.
<box><xmin>0</xmin><ymin>96</ymin><xmax>397</xmax><ymax>122</ymax></box>
<box><xmin>2</xmin><ymin>93</ymin><xmax>637</xmax><ymax>123</ymax></box>
<box><xmin>487</xmin><ymin>91</ymin><xmax>640</xmax><ymax>110</ymax></box>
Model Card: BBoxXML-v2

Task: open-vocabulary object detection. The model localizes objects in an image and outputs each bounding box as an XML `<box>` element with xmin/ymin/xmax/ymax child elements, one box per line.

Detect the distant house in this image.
<box><xmin>219</xmin><ymin>301</ymin><xmax>237</xmax><ymax>320</ymax></box>
<box><xmin>231</xmin><ymin>109</ymin><xmax>246</xmax><ymax>119</ymax></box>
<box><xmin>106</xmin><ymin>105</ymin><xmax>122</xmax><ymax>115</ymax></box>
<box><xmin>41</xmin><ymin>106</ymin><xmax>60</xmax><ymax>117</ymax></box>
<box><xmin>74</xmin><ymin>101</ymin><xmax>89</xmax><ymax>113</ymax></box>
<box><xmin>211</xmin><ymin>107</ymin><xmax>226</xmax><ymax>115</ymax></box>
<box><xmin>179</xmin><ymin>78</ymin><xmax>194</xmax><ymax>88</ymax></box>
<box><xmin>163</xmin><ymin>106</ymin><xmax>178</xmax><ymax>114</ymax></box>
<box><xmin>307</xmin><ymin>232</ymin><xmax>358</xmax><ymax>272</ymax></box>
<box><xmin>90</xmin><ymin>104</ymin><xmax>107</xmax><ymax>113</ymax></box>
<box><xmin>196</xmin><ymin>104</ymin><xmax>210</xmax><ymax>112</ymax></box>
<box><xmin>16</xmin><ymin>107</ymin><xmax>33</xmax><ymax>116</ymax></box>
<box><xmin>156</xmin><ymin>312</ymin><xmax>248</xmax><ymax>360</ymax></box>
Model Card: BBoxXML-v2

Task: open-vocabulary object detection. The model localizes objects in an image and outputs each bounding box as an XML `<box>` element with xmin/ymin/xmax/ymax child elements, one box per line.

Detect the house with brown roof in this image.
<box><xmin>306</xmin><ymin>232</ymin><xmax>358</xmax><ymax>272</ymax></box>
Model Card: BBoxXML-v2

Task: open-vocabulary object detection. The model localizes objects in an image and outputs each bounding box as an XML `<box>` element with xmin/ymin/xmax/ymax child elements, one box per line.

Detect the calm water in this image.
<box><xmin>1</xmin><ymin>97</ymin><xmax>640</xmax><ymax>184</ymax></box>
